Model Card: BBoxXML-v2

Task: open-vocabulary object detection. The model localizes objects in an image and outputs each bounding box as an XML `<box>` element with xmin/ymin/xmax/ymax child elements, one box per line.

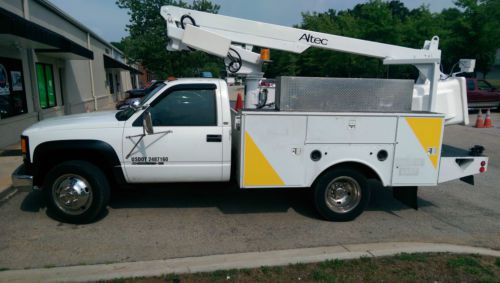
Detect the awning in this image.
<box><xmin>0</xmin><ymin>7</ymin><xmax>93</xmax><ymax>60</ymax></box>
<box><xmin>103</xmin><ymin>55</ymin><xmax>143</xmax><ymax>74</ymax></box>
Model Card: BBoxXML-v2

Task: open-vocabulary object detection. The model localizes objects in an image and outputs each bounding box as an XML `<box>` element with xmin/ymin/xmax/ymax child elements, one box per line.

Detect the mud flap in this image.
<box><xmin>393</xmin><ymin>186</ymin><xmax>418</xmax><ymax>210</ymax></box>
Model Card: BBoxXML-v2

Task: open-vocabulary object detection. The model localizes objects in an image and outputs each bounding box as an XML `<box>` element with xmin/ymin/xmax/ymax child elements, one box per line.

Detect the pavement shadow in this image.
<box><xmin>110</xmin><ymin>182</ymin><xmax>319</xmax><ymax>219</ymax></box>
<box><xmin>20</xmin><ymin>190</ymin><xmax>109</xmax><ymax>224</ymax></box>
<box><xmin>367</xmin><ymin>180</ymin><xmax>435</xmax><ymax>217</ymax></box>
<box><xmin>108</xmin><ymin>180</ymin><xmax>435</xmax><ymax>220</ymax></box>
<box><xmin>20</xmin><ymin>190</ymin><xmax>45</xmax><ymax>212</ymax></box>
<box><xmin>18</xmin><ymin>180</ymin><xmax>435</xmax><ymax>222</ymax></box>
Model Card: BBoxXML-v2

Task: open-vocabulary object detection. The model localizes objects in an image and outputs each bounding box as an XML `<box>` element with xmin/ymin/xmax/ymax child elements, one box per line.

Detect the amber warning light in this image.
<box><xmin>260</xmin><ymin>48</ymin><xmax>270</xmax><ymax>61</ymax></box>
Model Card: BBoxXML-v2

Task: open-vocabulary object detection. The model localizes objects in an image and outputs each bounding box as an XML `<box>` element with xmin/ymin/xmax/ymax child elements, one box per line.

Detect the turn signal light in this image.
<box><xmin>20</xmin><ymin>136</ymin><xmax>29</xmax><ymax>161</ymax></box>
<box><xmin>480</xmin><ymin>161</ymin><xmax>486</xmax><ymax>167</ymax></box>
<box><xmin>21</xmin><ymin>137</ymin><xmax>27</xmax><ymax>155</ymax></box>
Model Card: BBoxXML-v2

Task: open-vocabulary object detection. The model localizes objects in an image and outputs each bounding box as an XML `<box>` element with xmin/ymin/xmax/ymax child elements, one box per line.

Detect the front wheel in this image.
<box><xmin>313</xmin><ymin>167</ymin><xmax>370</xmax><ymax>221</ymax></box>
<box><xmin>44</xmin><ymin>160</ymin><xmax>110</xmax><ymax>224</ymax></box>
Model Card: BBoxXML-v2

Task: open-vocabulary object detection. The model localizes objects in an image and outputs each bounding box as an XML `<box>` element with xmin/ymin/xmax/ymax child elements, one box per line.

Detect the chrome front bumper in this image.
<box><xmin>11</xmin><ymin>164</ymin><xmax>33</xmax><ymax>188</ymax></box>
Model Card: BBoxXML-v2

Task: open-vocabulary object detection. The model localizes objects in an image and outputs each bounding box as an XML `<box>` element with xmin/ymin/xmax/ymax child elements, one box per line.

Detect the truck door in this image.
<box><xmin>122</xmin><ymin>83</ymin><xmax>224</xmax><ymax>183</ymax></box>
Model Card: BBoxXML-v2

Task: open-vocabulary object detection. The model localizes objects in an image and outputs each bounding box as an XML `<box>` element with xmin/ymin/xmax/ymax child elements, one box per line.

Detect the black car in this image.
<box><xmin>116</xmin><ymin>80</ymin><xmax>164</xmax><ymax>110</ymax></box>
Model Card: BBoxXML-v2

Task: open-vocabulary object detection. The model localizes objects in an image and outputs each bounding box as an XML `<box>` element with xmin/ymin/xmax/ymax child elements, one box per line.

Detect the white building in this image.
<box><xmin>0</xmin><ymin>0</ymin><xmax>141</xmax><ymax>147</ymax></box>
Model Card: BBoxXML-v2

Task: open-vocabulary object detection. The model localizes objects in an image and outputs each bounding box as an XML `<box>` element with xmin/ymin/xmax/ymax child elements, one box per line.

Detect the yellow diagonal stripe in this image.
<box><xmin>244</xmin><ymin>132</ymin><xmax>285</xmax><ymax>186</ymax></box>
<box><xmin>405</xmin><ymin>117</ymin><xmax>443</xmax><ymax>169</ymax></box>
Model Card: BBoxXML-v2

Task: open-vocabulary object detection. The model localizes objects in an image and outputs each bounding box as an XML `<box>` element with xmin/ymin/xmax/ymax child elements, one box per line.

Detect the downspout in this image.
<box><xmin>87</xmin><ymin>33</ymin><xmax>97</xmax><ymax>111</ymax></box>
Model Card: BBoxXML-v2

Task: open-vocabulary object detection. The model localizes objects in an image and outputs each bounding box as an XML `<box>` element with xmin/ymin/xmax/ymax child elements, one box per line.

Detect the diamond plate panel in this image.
<box><xmin>275</xmin><ymin>76</ymin><xmax>414</xmax><ymax>112</ymax></box>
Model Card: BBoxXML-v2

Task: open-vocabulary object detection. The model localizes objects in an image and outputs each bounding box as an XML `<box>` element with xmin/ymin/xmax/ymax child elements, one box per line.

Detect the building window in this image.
<box><xmin>0</xmin><ymin>57</ymin><xmax>28</xmax><ymax>119</ymax></box>
<box><xmin>36</xmin><ymin>63</ymin><xmax>56</xmax><ymax>109</ymax></box>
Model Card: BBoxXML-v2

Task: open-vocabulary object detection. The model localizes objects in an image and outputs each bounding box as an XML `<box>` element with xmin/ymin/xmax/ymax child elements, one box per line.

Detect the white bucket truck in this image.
<box><xmin>12</xmin><ymin>6</ymin><xmax>488</xmax><ymax>223</ymax></box>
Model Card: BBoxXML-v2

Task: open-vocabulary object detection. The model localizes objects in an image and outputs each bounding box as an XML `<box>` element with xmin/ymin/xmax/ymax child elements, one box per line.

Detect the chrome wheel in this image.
<box><xmin>52</xmin><ymin>174</ymin><xmax>93</xmax><ymax>215</ymax></box>
<box><xmin>325</xmin><ymin>176</ymin><xmax>361</xmax><ymax>213</ymax></box>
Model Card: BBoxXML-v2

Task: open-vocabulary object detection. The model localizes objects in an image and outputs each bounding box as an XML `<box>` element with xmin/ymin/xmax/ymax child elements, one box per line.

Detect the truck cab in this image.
<box><xmin>15</xmin><ymin>79</ymin><xmax>233</xmax><ymax>223</ymax></box>
<box><xmin>119</xmin><ymin>78</ymin><xmax>232</xmax><ymax>183</ymax></box>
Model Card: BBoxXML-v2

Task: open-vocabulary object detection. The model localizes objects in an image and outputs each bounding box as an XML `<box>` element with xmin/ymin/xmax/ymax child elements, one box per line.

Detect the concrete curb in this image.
<box><xmin>0</xmin><ymin>242</ymin><xmax>499</xmax><ymax>282</ymax></box>
<box><xmin>0</xmin><ymin>187</ymin><xmax>17</xmax><ymax>204</ymax></box>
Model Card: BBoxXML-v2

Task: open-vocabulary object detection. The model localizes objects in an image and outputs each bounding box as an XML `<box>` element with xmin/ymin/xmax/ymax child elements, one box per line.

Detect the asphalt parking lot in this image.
<box><xmin>0</xmin><ymin>113</ymin><xmax>499</xmax><ymax>270</ymax></box>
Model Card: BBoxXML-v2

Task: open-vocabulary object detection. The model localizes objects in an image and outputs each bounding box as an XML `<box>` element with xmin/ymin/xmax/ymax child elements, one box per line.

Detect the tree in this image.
<box><xmin>449</xmin><ymin>0</ymin><xmax>500</xmax><ymax>77</ymax></box>
<box><xmin>110</xmin><ymin>41</ymin><xmax>126</xmax><ymax>51</ymax></box>
<box><xmin>267</xmin><ymin>0</ymin><xmax>499</xmax><ymax>80</ymax></box>
<box><xmin>116</xmin><ymin>0</ymin><xmax>222</xmax><ymax>78</ymax></box>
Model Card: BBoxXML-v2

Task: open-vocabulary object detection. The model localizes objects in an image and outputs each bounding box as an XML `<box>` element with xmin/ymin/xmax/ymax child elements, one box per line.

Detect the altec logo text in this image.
<box><xmin>299</xmin><ymin>33</ymin><xmax>328</xmax><ymax>45</ymax></box>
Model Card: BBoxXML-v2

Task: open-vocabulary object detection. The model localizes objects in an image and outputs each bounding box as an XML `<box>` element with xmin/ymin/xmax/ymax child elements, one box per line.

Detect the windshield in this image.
<box><xmin>115</xmin><ymin>82</ymin><xmax>166</xmax><ymax>121</ymax></box>
<box><xmin>477</xmin><ymin>80</ymin><xmax>493</xmax><ymax>90</ymax></box>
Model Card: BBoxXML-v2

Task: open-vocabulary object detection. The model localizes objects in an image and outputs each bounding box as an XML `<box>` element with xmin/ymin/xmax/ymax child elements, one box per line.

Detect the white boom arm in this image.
<box><xmin>160</xmin><ymin>6</ymin><xmax>469</xmax><ymax>125</ymax></box>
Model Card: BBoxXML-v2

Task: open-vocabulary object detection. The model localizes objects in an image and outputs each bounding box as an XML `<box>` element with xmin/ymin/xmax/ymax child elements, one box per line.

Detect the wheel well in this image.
<box><xmin>32</xmin><ymin>140</ymin><xmax>125</xmax><ymax>187</ymax></box>
<box><xmin>313</xmin><ymin>162</ymin><xmax>382</xmax><ymax>186</ymax></box>
<box><xmin>35</xmin><ymin>152</ymin><xmax>108</xmax><ymax>187</ymax></box>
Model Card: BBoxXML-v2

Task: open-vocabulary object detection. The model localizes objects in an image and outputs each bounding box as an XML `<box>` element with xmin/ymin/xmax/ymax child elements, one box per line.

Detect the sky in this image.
<box><xmin>48</xmin><ymin>0</ymin><xmax>456</xmax><ymax>43</ymax></box>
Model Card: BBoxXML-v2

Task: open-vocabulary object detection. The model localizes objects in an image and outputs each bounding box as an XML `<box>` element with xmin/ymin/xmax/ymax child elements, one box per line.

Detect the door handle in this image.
<box><xmin>206</xmin><ymin>134</ymin><xmax>222</xmax><ymax>142</ymax></box>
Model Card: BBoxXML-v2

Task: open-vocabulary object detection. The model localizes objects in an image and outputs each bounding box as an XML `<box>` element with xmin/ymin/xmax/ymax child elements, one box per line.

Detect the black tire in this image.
<box><xmin>313</xmin><ymin>167</ymin><xmax>370</xmax><ymax>221</ymax></box>
<box><xmin>43</xmin><ymin>160</ymin><xmax>110</xmax><ymax>224</ymax></box>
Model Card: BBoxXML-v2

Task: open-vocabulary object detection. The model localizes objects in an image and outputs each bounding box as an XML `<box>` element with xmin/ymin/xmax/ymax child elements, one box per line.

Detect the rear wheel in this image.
<box><xmin>313</xmin><ymin>167</ymin><xmax>370</xmax><ymax>221</ymax></box>
<box><xmin>44</xmin><ymin>160</ymin><xmax>110</xmax><ymax>224</ymax></box>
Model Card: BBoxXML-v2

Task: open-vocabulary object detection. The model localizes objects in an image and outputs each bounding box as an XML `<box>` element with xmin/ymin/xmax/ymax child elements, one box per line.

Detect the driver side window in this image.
<box><xmin>149</xmin><ymin>88</ymin><xmax>217</xmax><ymax>127</ymax></box>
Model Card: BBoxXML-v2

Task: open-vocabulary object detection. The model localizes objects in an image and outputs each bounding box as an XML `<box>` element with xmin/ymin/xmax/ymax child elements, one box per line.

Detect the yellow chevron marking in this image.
<box><xmin>405</xmin><ymin>117</ymin><xmax>443</xmax><ymax>169</ymax></box>
<box><xmin>243</xmin><ymin>132</ymin><xmax>285</xmax><ymax>186</ymax></box>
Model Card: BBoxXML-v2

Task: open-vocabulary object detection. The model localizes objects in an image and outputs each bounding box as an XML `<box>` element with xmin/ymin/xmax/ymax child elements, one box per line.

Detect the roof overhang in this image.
<box><xmin>0</xmin><ymin>7</ymin><xmax>93</xmax><ymax>60</ymax></box>
<box><xmin>103</xmin><ymin>55</ymin><xmax>143</xmax><ymax>74</ymax></box>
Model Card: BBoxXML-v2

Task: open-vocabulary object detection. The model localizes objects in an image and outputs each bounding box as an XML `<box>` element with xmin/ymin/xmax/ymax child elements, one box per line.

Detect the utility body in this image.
<box><xmin>12</xmin><ymin>7</ymin><xmax>489</xmax><ymax>223</ymax></box>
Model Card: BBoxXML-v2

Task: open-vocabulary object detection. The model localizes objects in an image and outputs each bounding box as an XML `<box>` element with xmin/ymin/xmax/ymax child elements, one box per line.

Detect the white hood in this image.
<box><xmin>24</xmin><ymin>111</ymin><xmax>124</xmax><ymax>133</ymax></box>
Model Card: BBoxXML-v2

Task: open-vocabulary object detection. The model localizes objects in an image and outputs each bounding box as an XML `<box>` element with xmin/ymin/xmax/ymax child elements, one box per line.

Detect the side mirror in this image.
<box><xmin>131</xmin><ymin>99</ymin><xmax>141</xmax><ymax>110</ymax></box>
<box><xmin>143</xmin><ymin>111</ymin><xmax>154</xmax><ymax>135</ymax></box>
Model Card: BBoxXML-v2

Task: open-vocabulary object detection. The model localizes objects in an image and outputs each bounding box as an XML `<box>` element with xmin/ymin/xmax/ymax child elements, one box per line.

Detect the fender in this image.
<box><xmin>32</xmin><ymin>140</ymin><xmax>126</xmax><ymax>186</ymax></box>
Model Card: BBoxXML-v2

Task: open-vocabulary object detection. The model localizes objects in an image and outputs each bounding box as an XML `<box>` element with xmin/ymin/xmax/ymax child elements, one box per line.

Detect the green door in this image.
<box><xmin>36</xmin><ymin>63</ymin><xmax>56</xmax><ymax>109</ymax></box>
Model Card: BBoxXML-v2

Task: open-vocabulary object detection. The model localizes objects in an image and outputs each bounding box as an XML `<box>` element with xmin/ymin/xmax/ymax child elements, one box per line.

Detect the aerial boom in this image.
<box><xmin>161</xmin><ymin>6</ymin><xmax>440</xmax><ymax>62</ymax></box>
<box><xmin>161</xmin><ymin>6</ymin><xmax>470</xmax><ymax>125</ymax></box>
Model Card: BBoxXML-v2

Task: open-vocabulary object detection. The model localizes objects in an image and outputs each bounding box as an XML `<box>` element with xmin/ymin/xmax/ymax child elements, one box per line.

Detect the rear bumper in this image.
<box><xmin>11</xmin><ymin>164</ymin><xmax>33</xmax><ymax>188</ymax></box>
<box><xmin>438</xmin><ymin>145</ymin><xmax>488</xmax><ymax>184</ymax></box>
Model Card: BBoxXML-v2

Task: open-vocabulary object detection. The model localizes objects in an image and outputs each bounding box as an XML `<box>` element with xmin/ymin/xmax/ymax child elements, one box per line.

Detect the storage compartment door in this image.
<box><xmin>240</xmin><ymin>115</ymin><xmax>307</xmax><ymax>188</ymax></box>
<box><xmin>392</xmin><ymin>116</ymin><xmax>444</xmax><ymax>186</ymax></box>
